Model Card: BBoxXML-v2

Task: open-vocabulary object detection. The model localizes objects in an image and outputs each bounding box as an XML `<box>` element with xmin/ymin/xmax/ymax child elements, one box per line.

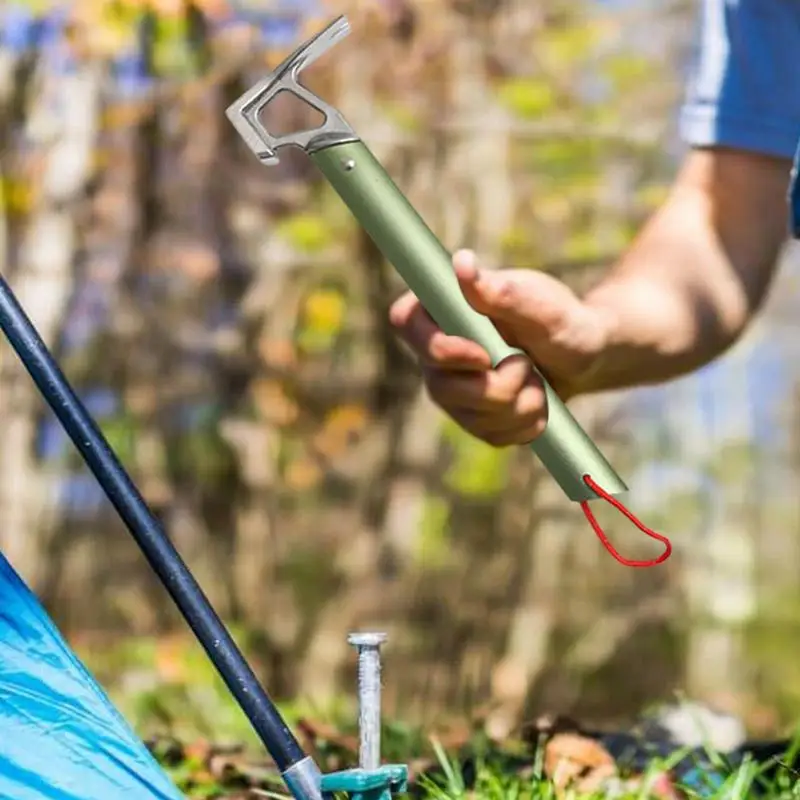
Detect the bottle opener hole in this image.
<box><xmin>257</xmin><ymin>89</ymin><xmax>326</xmax><ymax>138</ymax></box>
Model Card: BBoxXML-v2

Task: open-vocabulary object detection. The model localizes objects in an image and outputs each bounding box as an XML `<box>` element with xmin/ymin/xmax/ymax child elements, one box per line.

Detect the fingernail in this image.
<box><xmin>453</xmin><ymin>249</ymin><xmax>477</xmax><ymax>273</ymax></box>
<box><xmin>496</xmin><ymin>353</ymin><xmax>529</xmax><ymax>376</ymax></box>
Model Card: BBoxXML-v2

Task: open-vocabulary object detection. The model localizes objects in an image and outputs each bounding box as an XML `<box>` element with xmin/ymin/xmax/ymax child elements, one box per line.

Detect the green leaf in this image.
<box><xmin>500</xmin><ymin>226</ymin><xmax>530</xmax><ymax>251</ymax></box>
<box><xmin>562</xmin><ymin>219</ymin><xmax>630</xmax><ymax>261</ymax></box>
<box><xmin>167</xmin><ymin>410</ymin><xmax>236</xmax><ymax>488</ymax></box>
<box><xmin>99</xmin><ymin>416</ymin><xmax>137</xmax><ymax>468</ymax></box>
<box><xmin>442</xmin><ymin>423</ymin><xmax>511</xmax><ymax>497</ymax></box>
<box><xmin>416</xmin><ymin>495</ymin><xmax>451</xmax><ymax>568</ymax></box>
<box><xmin>527</xmin><ymin>138</ymin><xmax>600</xmax><ymax>182</ymax></box>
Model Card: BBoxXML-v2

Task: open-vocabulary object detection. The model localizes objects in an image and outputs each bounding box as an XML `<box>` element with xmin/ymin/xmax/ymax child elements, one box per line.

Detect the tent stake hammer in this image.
<box><xmin>0</xmin><ymin>274</ymin><xmax>326</xmax><ymax>800</ymax></box>
<box><xmin>227</xmin><ymin>15</ymin><xmax>627</xmax><ymax>505</ymax></box>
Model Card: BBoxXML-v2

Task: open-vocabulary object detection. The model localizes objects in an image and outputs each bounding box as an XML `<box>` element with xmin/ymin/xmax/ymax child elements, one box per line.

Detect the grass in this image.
<box><xmin>149</xmin><ymin>721</ymin><xmax>800</xmax><ymax>799</ymax></box>
<box><xmin>156</xmin><ymin>748</ymin><xmax>800</xmax><ymax>799</ymax></box>
<box><xmin>76</xmin><ymin>636</ymin><xmax>800</xmax><ymax>798</ymax></box>
<box><xmin>414</xmin><ymin>742</ymin><xmax>800</xmax><ymax>799</ymax></box>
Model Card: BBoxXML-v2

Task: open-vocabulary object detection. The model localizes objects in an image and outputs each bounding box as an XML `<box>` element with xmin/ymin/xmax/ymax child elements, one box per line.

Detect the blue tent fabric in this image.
<box><xmin>0</xmin><ymin>553</ymin><xmax>184</xmax><ymax>800</ymax></box>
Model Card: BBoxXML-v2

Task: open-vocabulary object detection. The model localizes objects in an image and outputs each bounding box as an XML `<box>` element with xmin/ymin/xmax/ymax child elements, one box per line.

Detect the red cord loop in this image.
<box><xmin>580</xmin><ymin>474</ymin><xmax>672</xmax><ymax>568</ymax></box>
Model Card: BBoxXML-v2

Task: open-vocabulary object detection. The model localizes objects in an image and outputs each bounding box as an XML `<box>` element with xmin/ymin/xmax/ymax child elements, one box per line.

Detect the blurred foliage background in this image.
<box><xmin>2</xmin><ymin>0</ymin><xmax>800</xmax><ymax>750</ymax></box>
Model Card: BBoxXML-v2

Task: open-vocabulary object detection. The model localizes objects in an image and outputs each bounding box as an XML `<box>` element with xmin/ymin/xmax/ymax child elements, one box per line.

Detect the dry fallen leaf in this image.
<box><xmin>544</xmin><ymin>732</ymin><xmax>616</xmax><ymax>795</ymax></box>
<box><xmin>284</xmin><ymin>456</ymin><xmax>323</xmax><ymax>490</ymax></box>
<box><xmin>251</xmin><ymin>379</ymin><xmax>299</xmax><ymax>426</ymax></box>
<box><xmin>154</xmin><ymin>635</ymin><xmax>190</xmax><ymax>684</ymax></box>
<box><xmin>313</xmin><ymin>404</ymin><xmax>369</xmax><ymax>457</ymax></box>
<box><xmin>257</xmin><ymin>337</ymin><xmax>297</xmax><ymax>369</ymax></box>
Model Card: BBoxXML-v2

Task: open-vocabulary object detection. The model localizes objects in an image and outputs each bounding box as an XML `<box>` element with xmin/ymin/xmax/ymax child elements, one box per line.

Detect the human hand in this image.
<box><xmin>389</xmin><ymin>249</ymin><xmax>614</xmax><ymax>447</ymax></box>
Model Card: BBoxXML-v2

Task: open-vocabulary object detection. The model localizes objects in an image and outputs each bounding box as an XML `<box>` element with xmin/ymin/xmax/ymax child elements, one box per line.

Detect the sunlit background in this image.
<box><xmin>1</xmin><ymin>0</ymin><xmax>798</xmax><ymax>752</ymax></box>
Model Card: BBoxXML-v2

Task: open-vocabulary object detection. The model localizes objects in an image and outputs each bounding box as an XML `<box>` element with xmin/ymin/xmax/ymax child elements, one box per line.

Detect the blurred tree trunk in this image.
<box><xmin>0</xmin><ymin>59</ymin><xmax>102</xmax><ymax>586</ymax></box>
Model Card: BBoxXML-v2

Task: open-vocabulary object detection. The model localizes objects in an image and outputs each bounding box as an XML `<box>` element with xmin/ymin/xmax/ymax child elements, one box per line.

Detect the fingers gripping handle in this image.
<box><xmin>311</xmin><ymin>141</ymin><xmax>626</xmax><ymax>504</ymax></box>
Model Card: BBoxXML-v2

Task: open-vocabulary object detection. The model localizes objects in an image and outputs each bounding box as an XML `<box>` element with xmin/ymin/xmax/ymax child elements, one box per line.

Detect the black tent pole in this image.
<box><xmin>0</xmin><ymin>274</ymin><xmax>325</xmax><ymax>800</ymax></box>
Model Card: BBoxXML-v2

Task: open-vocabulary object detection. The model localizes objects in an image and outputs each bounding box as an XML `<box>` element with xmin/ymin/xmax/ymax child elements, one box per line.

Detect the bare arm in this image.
<box><xmin>390</xmin><ymin>148</ymin><xmax>793</xmax><ymax>447</ymax></box>
<box><xmin>576</xmin><ymin>148</ymin><xmax>791</xmax><ymax>395</ymax></box>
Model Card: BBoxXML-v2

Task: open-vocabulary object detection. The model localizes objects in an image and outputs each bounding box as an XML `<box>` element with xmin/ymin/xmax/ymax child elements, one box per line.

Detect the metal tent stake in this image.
<box><xmin>348</xmin><ymin>632</ymin><xmax>388</xmax><ymax>771</ymax></box>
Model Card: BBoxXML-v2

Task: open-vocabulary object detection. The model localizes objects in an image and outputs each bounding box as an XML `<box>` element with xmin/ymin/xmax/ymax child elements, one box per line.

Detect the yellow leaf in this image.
<box><xmin>381</xmin><ymin>101</ymin><xmax>421</xmax><ymax>133</ymax></box>
<box><xmin>500</xmin><ymin>226</ymin><xmax>530</xmax><ymax>252</ymax></box>
<box><xmin>302</xmin><ymin>288</ymin><xmax>345</xmax><ymax>335</ymax></box>
<box><xmin>284</xmin><ymin>456</ymin><xmax>323</xmax><ymax>490</ymax></box>
<box><xmin>313</xmin><ymin>404</ymin><xmax>369</xmax><ymax>457</ymax></box>
<box><xmin>277</xmin><ymin>213</ymin><xmax>334</xmax><ymax>253</ymax></box>
<box><xmin>251</xmin><ymin>379</ymin><xmax>299</xmax><ymax>426</ymax></box>
<box><xmin>497</xmin><ymin>77</ymin><xmax>558</xmax><ymax>119</ymax></box>
<box><xmin>0</xmin><ymin>177</ymin><xmax>35</xmax><ymax>216</ymax></box>
<box><xmin>102</xmin><ymin>104</ymin><xmax>146</xmax><ymax>130</ymax></box>
<box><xmin>323</xmin><ymin>404</ymin><xmax>368</xmax><ymax>434</ymax></box>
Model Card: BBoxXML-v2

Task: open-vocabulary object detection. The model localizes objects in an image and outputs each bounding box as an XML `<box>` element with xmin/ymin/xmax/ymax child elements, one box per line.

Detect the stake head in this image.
<box><xmin>225</xmin><ymin>15</ymin><xmax>358</xmax><ymax>165</ymax></box>
<box><xmin>348</xmin><ymin>632</ymin><xmax>388</xmax><ymax>649</ymax></box>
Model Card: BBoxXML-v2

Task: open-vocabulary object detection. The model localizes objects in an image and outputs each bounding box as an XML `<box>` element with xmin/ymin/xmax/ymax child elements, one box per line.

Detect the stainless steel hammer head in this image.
<box><xmin>226</xmin><ymin>15</ymin><xmax>358</xmax><ymax>165</ymax></box>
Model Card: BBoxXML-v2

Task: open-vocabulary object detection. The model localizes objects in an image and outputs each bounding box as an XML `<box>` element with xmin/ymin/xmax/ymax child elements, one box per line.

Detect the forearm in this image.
<box><xmin>576</xmin><ymin>149</ymin><xmax>789</xmax><ymax>394</ymax></box>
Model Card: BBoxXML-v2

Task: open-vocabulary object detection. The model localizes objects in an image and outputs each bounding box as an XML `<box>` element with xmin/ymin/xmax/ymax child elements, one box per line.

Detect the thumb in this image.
<box><xmin>452</xmin><ymin>249</ymin><xmax>576</xmax><ymax>336</ymax></box>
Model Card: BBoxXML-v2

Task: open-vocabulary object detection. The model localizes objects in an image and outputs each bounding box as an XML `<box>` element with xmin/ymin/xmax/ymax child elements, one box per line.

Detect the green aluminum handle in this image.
<box><xmin>310</xmin><ymin>140</ymin><xmax>627</xmax><ymax>502</ymax></box>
